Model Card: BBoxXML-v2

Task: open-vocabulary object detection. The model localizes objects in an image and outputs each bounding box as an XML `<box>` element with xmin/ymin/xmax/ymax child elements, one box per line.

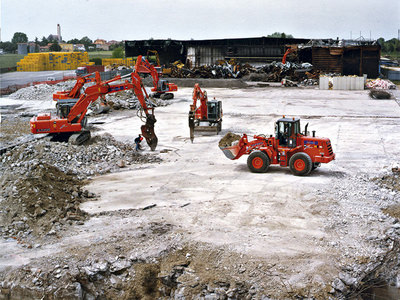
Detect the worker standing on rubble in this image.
<box><xmin>134</xmin><ymin>134</ymin><xmax>143</xmax><ymax>151</ymax></box>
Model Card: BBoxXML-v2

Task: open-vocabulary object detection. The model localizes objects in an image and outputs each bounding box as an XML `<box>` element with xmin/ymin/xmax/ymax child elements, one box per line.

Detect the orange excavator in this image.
<box><xmin>135</xmin><ymin>55</ymin><xmax>177</xmax><ymax>100</ymax></box>
<box><xmin>30</xmin><ymin>72</ymin><xmax>158</xmax><ymax>150</ymax></box>
<box><xmin>188</xmin><ymin>84</ymin><xmax>222</xmax><ymax>142</ymax></box>
<box><xmin>51</xmin><ymin>73</ymin><xmax>111</xmax><ymax>117</ymax></box>
<box><xmin>53</xmin><ymin>73</ymin><xmax>96</xmax><ymax>101</ymax></box>
<box><xmin>282</xmin><ymin>47</ymin><xmax>295</xmax><ymax>64</ymax></box>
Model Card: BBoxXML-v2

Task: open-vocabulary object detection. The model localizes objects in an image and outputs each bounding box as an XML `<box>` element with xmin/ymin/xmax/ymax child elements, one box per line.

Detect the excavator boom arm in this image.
<box><xmin>66</xmin><ymin>72</ymin><xmax>157</xmax><ymax>150</ymax></box>
<box><xmin>191</xmin><ymin>83</ymin><xmax>208</xmax><ymax>120</ymax></box>
<box><xmin>134</xmin><ymin>55</ymin><xmax>159</xmax><ymax>92</ymax></box>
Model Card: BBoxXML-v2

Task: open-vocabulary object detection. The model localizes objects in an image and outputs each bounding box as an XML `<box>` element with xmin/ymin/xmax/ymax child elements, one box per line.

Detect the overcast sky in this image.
<box><xmin>1</xmin><ymin>0</ymin><xmax>399</xmax><ymax>42</ymax></box>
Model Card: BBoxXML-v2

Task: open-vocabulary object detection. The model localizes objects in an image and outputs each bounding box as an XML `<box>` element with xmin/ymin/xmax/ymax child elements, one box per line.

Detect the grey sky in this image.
<box><xmin>1</xmin><ymin>0</ymin><xmax>399</xmax><ymax>42</ymax></box>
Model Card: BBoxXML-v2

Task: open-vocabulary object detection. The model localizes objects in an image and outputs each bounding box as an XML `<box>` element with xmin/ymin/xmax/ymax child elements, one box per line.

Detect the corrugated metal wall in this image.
<box><xmin>311</xmin><ymin>45</ymin><xmax>380</xmax><ymax>78</ymax></box>
<box><xmin>312</xmin><ymin>48</ymin><xmax>342</xmax><ymax>74</ymax></box>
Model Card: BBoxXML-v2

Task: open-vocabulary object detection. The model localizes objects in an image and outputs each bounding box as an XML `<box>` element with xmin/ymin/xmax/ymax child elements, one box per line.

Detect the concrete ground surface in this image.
<box><xmin>1</xmin><ymin>84</ymin><xmax>399</xmax><ymax>298</ymax></box>
<box><xmin>0</xmin><ymin>70</ymin><xmax>75</xmax><ymax>89</ymax></box>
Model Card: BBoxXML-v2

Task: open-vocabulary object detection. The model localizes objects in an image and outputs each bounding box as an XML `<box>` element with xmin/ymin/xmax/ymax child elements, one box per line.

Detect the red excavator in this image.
<box><xmin>51</xmin><ymin>73</ymin><xmax>111</xmax><ymax>117</ymax></box>
<box><xmin>53</xmin><ymin>73</ymin><xmax>96</xmax><ymax>100</ymax></box>
<box><xmin>220</xmin><ymin>117</ymin><xmax>335</xmax><ymax>176</ymax></box>
<box><xmin>135</xmin><ymin>55</ymin><xmax>177</xmax><ymax>100</ymax></box>
<box><xmin>30</xmin><ymin>72</ymin><xmax>158</xmax><ymax>150</ymax></box>
<box><xmin>188</xmin><ymin>83</ymin><xmax>222</xmax><ymax>142</ymax></box>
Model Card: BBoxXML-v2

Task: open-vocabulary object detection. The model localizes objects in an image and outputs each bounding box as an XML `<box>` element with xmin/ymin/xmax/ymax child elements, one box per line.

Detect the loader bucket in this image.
<box><xmin>219</xmin><ymin>144</ymin><xmax>242</xmax><ymax>160</ymax></box>
<box><xmin>219</xmin><ymin>132</ymin><xmax>245</xmax><ymax>160</ymax></box>
<box><xmin>141</xmin><ymin>114</ymin><xmax>158</xmax><ymax>151</ymax></box>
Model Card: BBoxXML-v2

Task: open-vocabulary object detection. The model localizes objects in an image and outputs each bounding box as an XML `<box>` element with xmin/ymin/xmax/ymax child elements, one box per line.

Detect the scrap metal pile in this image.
<box><xmin>167</xmin><ymin>61</ymin><xmax>319</xmax><ymax>82</ymax></box>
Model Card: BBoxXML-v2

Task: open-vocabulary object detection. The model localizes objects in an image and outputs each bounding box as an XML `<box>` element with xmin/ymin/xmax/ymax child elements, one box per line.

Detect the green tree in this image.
<box><xmin>40</xmin><ymin>36</ymin><xmax>49</xmax><ymax>46</ymax></box>
<box><xmin>80</xmin><ymin>36</ymin><xmax>93</xmax><ymax>50</ymax></box>
<box><xmin>267</xmin><ymin>32</ymin><xmax>294</xmax><ymax>39</ymax></box>
<box><xmin>0</xmin><ymin>41</ymin><xmax>17</xmax><ymax>53</ymax></box>
<box><xmin>67</xmin><ymin>38</ymin><xmax>81</xmax><ymax>44</ymax></box>
<box><xmin>109</xmin><ymin>42</ymin><xmax>124</xmax><ymax>51</ymax></box>
<box><xmin>49</xmin><ymin>40</ymin><xmax>62</xmax><ymax>52</ymax></box>
<box><xmin>112</xmin><ymin>46</ymin><xmax>124</xmax><ymax>58</ymax></box>
<box><xmin>34</xmin><ymin>37</ymin><xmax>40</xmax><ymax>52</ymax></box>
<box><xmin>11</xmin><ymin>32</ymin><xmax>28</xmax><ymax>44</ymax></box>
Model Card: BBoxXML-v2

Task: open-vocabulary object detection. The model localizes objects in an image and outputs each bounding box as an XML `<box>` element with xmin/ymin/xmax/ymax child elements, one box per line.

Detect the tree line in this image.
<box><xmin>377</xmin><ymin>38</ymin><xmax>400</xmax><ymax>55</ymax></box>
<box><xmin>0</xmin><ymin>32</ymin><xmax>123</xmax><ymax>53</ymax></box>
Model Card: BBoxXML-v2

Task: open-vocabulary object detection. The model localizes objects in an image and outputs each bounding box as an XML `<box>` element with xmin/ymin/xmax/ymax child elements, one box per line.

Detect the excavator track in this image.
<box><xmin>160</xmin><ymin>93</ymin><xmax>174</xmax><ymax>100</ymax></box>
<box><xmin>68</xmin><ymin>130</ymin><xmax>91</xmax><ymax>145</ymax></box>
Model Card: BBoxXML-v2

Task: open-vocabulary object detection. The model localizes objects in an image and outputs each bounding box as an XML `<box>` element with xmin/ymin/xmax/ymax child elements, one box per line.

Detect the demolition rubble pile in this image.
<box><xmin>366</xmin><ymin>78</ymin><xmax>397</xmax><ymax>90</ymax></box>
<box><xmin>320</xmin><ymin>171</ymin><xmax>400</xmax><ymax>298</ymax></box>
<box><xmin>1</xmin><ymin>134</ymin><xmax>161</xmax><ymax>178</ymax></box>
<box><xmin>7</xmin><ymin>80</ymin><xmax>172</xmax><ymax>112</ymax></box>
<box><xmin>0</xmin><ymin>134</ymin><xmax>161</xmax><ymax>239</ymax></box>
<box><xmin>9</xmin><ymin>81</ymin><xmax>76</xmax><ymax>100</ymax></box>
<box><xmin>168</xmin><ymin>61</ymin><xmax>319</xmax><ymax>82</ymax></box>
<box><xmin>104</xmin><ymin>90</ymin><xmax>171</xmax><ymax>110</ymax></box>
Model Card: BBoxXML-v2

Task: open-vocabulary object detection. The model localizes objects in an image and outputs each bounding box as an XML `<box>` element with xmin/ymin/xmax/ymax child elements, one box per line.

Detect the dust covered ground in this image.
<box><xmin>0</xmin><ymin>82</ymin><xmax>400</xmax><ymax>299</ymax></box>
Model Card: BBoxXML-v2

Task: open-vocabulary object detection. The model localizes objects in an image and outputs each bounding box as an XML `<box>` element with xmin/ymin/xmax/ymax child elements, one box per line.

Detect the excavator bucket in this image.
<box><xmin>141</xmin><ymin>114</ymin><xmax>158</xmax><ymax>151</ymax></box>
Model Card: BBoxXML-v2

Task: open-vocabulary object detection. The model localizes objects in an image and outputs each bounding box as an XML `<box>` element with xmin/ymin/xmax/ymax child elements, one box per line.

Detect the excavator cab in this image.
<box><xmin>207</xmin><ymin>100</ymin><xmax>222</xmax><ymax>121</ymax></box>
<box><xmin>275</xmin><ymin>117</ymin><xmax>300</xmax><ymax>148</ymax></box>
<box><xmin>157</xmin><ymin>79</ymin><xmax>169</xmax><ymax>92</ymax></box>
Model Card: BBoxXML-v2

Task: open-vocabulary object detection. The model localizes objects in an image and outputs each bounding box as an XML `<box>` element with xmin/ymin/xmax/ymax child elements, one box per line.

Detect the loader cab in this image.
<box><xmin>275</xmin><ymin>117</ymin><xmax>300</xmax><ymax>148</ymax></box>
<box><xmin>207</xmin><ymin>100</ymin><xmax>222</xmax><ymax>121</ymax></box>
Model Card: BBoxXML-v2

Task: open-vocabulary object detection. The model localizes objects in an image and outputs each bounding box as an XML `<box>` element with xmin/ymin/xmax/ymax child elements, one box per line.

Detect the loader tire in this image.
<box><xmin>289</xmin><ymin>152</ymin><xmax>312</xmax><ymax>176</ymax></box>
<box><xmin>247</xmin><ymin>151</ymin><xmax>270</xmax><ymax>173</ymax></box>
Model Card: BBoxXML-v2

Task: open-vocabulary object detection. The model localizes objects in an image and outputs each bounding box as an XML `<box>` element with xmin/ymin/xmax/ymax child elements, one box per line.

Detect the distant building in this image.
<box><xmin>39</xmin><ymin>45</ymin><xmax>50</xmax><ymax>52</ymax></box>
<box><xmin>94</xmin><ymin>39</ymin><xmax>107</xmax><ymax>45</ymax></box>
<box><xmin>48</xmin><ymin>24</ymin><xmax>62</xmax><ymax>42</ymax></box>
<box><xmin>18</xmin><ymin>42</ymin><xmax>37</xmax><ymax>54</ymax></box>
<box><xmin>74</xmin><ymin>44</ymin><xmax>86</xmax><ymax>51</ymax></box>
<box><xmin>94</xmin><ymin>39</ymin><xmax>110</xmax><ymax>50</ymax></box>
<box><xmin>17</xmin><ymin>43</ymin><xmax>28</xmax><ymax>55</ymax></box>
<box><xmin>60</xmin><ymin>43</ymin><xmax>74</xmax><ymax>52</ymax></box>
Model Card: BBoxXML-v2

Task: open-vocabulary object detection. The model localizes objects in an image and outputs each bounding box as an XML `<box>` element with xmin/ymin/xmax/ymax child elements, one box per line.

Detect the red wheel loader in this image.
<box><xmin>220</xmin><ymin>117</ymin><xmax>335</xmax><ymax>176</ymax></box>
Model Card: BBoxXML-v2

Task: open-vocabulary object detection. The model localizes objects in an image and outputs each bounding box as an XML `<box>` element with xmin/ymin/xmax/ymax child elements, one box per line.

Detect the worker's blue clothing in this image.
<box><xmin>135</xmin><ymin>136</ymin><xmax>143</xmax><ymax>151</ymax></box>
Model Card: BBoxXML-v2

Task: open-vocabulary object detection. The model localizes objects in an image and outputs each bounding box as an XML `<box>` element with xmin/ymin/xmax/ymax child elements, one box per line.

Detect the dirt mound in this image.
<box><xmin>0</xmin><ymin>133</ymin><xmax>162</xmax><ymax>239</ymax></box>
<box><xmin>218</xmin><ymin>132</ymin><xmax>241</xmax><ymax>148</ymax></box>
<box><xmin>0</xmin><ymin>162</ymin><xmax>88</xmax><ymax>239</ymax></box>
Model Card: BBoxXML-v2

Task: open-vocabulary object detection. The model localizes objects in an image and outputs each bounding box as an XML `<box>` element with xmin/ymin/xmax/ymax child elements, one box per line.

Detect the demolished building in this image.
<box><xmin>297</xmin><ymin>40</ymin><xmax>381</xmax><ymax>78</ymax></box>
<box><xmin>125</xmin><ymin>37</ymin><xmax>381</xmax><ymax>78</ymax></box>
